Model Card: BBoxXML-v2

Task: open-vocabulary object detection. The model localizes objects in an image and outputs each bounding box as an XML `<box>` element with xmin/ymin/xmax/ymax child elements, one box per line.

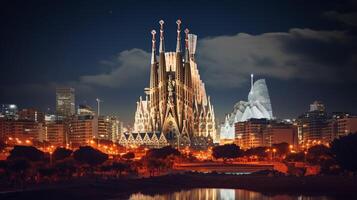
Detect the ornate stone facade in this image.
<box><xmin>132</xmin><ymin>20</ymin><xmax>216</xmax><ymax>147</ymax></box>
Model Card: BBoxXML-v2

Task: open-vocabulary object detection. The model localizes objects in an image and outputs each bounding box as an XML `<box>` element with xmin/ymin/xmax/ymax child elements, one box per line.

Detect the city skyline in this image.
<box><xmin>1</xmin><ymin>0</ymin><xmax>357</xmax><ymax>124</ymax></box>
<box><xmin>1</xmin><ymin>1</ymin><xmax>357</xmax><ymax>199</ymax></box>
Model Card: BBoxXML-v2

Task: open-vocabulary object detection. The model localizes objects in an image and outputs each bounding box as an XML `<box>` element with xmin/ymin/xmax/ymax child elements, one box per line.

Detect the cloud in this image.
<box><xmin>76</xmin><ymin>28</ymin><xmax>356</xmax><ymax>91</ymax></box>
<box><xmin>324</xmin><ymin>11</ymin><xmax>357</xmax><ymax>26</ymax></box>
<box><xmin>80</xmin><ymin>48</ymin><xmax>151</xmax><ymax>88</ymax></box>
<box><xmin>196</xmin><ymin>28</ymin><xmax>357</xmax><ymax>88</ymax></box>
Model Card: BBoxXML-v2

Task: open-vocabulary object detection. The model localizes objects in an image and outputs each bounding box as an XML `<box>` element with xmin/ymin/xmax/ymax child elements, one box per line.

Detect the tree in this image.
<box><xmin>53</xmin><ymin>147</ymin><xmax>73</xmax><ymax>161</ymax></box>
<box><xmin>8</xmin><ymin>145</ymin><xmax>45</xmax><ymax>162</ymax></box>
<box><xmin>145</xmin><ymin>158</ymin><xmax>165</xmax><ymax>176</ymax></box>
<box><xmin>112</xmin><ymin>162</ymin><xmax>130</xmax><ymax>177</ymax></box>
<box><xmin>38</xmin><ymin>167</ymin><xmax>56</xmax><ymax>179</ymax></box>
<box><xmin>0</xmin><ymin>160</ymin><xmax>7</xmax><ymax>170</ymax></box>
<box><xmin>331</xmin><ymin>133</ymin><xmax>357</xmax><ymax>172</ymax></box>
<box><xmin>306</xmin><ymin>144</ymin><xmax>331</xmax><ymax>165</ymax></box>
<box><xmin>272</xmin><ymin>142</ymin><xmax>289</xmax><ymax>157</ymax></box>
<box><xmin>7</xmin><ymin>159</ymin><xmax>31</xmax><ymax>187</ymax></box>
<box><xmin>8</xmin><ymin>159</ymin><xmax>30</xmax><ymax>173</ymax></box>
<box><xmin>212</xmin><ymin>144</ymin><xmax>242</xmax><ymax>162</ymax></box>
<box><xmin>122</xmin><ymin>152</ymin><xmax>135</xmax><ymax>161</ymax></box>
<box><xmin>244</xmin><ymin>146</ymin><xmax>268</xmax><ymax>158</ymax></box>
<box><xmin>54</xmin><ymin>159</ymin><xmax>76</xmax><ymax>179</ymax></box>
<box><xmin>73</xmin><ymin>146</ymin><xmax>108</xmax><ymax>167</ymax></box>
<box><xmin>285</xmin><ymin>152</ymin><xmax>305</xmax><ymax>162</ymax></box>
<box><xmin>146</xmin><ymin>146</ymin><xmax>180</xmax><ymax>159</ymax></box>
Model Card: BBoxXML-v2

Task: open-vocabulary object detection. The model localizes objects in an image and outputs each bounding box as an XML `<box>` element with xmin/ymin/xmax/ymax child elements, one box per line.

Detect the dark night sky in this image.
<box><xmin>1</xmin><ymin>0</ymin><xmax>357</xmax><ymax>124</ymax></box>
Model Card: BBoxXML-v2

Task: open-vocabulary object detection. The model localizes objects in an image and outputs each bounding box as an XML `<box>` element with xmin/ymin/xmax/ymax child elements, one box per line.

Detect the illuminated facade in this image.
<box><xmin>220</xmin><ymin>75</ymin><xmax>273</xmax><ymax>141</ymax></box>
<box><xmin>132</xmin><ymin>20</ymin><xmax>217</xmax><ymax>147</ymax></box>
<box><xmin>56</xmin><ymin>87</ymin><xmax>75</xmax><ymax>117</ymax></box>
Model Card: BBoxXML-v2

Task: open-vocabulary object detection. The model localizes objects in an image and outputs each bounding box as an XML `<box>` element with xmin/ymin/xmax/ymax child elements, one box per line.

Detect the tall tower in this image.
<box><xmin>56</xmin><ymin>87</ymin><xmax>75</xmax><ymax>117</ymax></box>
<box><xmin>149</xmin><ymin>29</ymin><xmax>159</xmax><ymax>130</ymax></box>
<box><xmin>158</xmin><ymin>20</ymin><xmax>167</xmax><ymax>126</ymax></box>
<box><xmin>175</xmin><ymin>19</ymin><xmax>184</xmax><ymax>130</ymax></box>
<box><xmin>150</xmin><ymin>30</ymin><xmax>158</xmax><ymax>90</ymax></box>
<box><xmin>183</xmin><ymin>28</ymin><xmax>193</xmax><ymax>134</ymax></box>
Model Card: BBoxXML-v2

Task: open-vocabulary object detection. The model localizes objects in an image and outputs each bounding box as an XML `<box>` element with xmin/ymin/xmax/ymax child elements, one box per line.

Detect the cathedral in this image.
<box><xmin>129</xmin><ymin>20</ymin><xmax>217</xmax><ymax>148</ymax></box>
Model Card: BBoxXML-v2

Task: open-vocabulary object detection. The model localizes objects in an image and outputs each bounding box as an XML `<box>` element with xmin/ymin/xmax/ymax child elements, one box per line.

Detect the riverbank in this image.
<box><xmin>1</xmin><ymin>173</ymin><xmax>357</xmax><ymax>199</ymax></box>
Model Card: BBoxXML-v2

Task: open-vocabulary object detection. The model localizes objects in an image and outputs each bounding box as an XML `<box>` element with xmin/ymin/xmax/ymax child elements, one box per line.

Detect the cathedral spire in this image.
<box><xmin>158</xmin><ymin>20</ymin><xmax>167</xmax><ymax>84</ymax></box>
<box><xmin>176</xmin><ymin>19</ymin><xmax>181</xmax><ymax>53</ymax></box>
<box><xmin>184</xmin><ymin>28</ymin><xmax>190</xmax><ymax>63</ymax></box>
<box><xmin>159</xmin><ymin>20</ymin><xmax>165</xmax><ymax>53</ymax></box>
<box><xmin>150</xmin><ymin>29</ymin><xmax>158</xmax><ymax>89</ymax></box>
<box><xmin>184</xmin><ymin>28</ymin><xmax>192</xmax><ymax>88</ymax></box>
<box><xmin>250</xmin><ymin>74</ymin><xmax>254</xmax><ymax>93</ymax></box>
<box><xmin>151</xmin><ymin>30</ymin><xmax>157</xmax><ymax>64</ymax></box>
<box><xmin>158</xmin><ymin>20</ymin><xmax>167</xmax><ymax>124</ymax></box>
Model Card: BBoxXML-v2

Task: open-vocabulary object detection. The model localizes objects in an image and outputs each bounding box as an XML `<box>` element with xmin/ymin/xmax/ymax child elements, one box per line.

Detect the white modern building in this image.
<box><xmin>220</xmin><ymin>74</ymin><xmax>274</xmax><ymax>141</ymax></box>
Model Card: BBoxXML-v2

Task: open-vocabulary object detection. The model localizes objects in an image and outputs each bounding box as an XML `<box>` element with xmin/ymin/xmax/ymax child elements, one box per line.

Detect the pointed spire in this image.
<box><xmin>184</xmin><ymin>28</ymin><xmax>190</xmax><ymax>63</ymax></box>
<box><xmin>150</xmin><ymin>30</ymin><xmax>159</xmax><ymax>89</ymax></box>
<box><xmin>184</xmin><ymin>28</ymin><xmax>192</xmax><ymax>89</ymax></box>
<box><xmin>151</xmin><ymin>30</ymin><xmax>157</xmax><ymax>64</ymax></box>
<box><xmin>159</xmin><ymin>20</ymin><xmax>165</xmax><ymax>53</ymax></box>
<box><xmin>250</xmin><ymin>74</ymin><xmax>254</xmax><ymax>93</ymax></box>
<box><xmin>176</xmin><ymin>19</ymin><xmax>181</xmax><ymax>53</ymax></box>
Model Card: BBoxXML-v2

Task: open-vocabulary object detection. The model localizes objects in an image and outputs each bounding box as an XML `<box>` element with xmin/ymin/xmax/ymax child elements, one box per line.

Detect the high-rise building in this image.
<box><xmin>18</xmin><ymin>108</ymin><xmax>45</xmax><ymax>123</ymax></box>
<box><xmin>0</xmin><ymin>104</ymin><xmax>18</xmax><ymax>119</ymax></box>
<box><xmin>310</xmin><ymin>101</ymin><xmax>325</xmax><ymax>112</ymax></box>
<box><xmin>235</xmin><ymin>118</ymin><xmax>268</xmax><ymax>149</ymax></box>
<box><xmin>297</xmin><ymin>101</ymin><xmax>329</xmax><ymax>145</ymax></box>
<box><xmin>77</xmin><ymin>104</ymin><xmax>95</xmax><ymax>116</ymax></box>
<box><xmin>2</xmin><ymin>120</ymin><xmax>46</xmax><ymax>142</ymax></box>
<box><xmin>263</xmin><ymin>122</ymin><xmax>298</xmax><ymax>147</ymax></box>
<box><xmin>132</xmin><ymin>20</ymin><xmax>216</xmax><ymax>147</ymax></box>
<box><xmin>97</xmin><ymin>116</ymin><xmax>121</xmax><ymax>142</ymax></box>
<box><xmin>46</xmin><ymin>121</ymin><xmax>66</xmax><ymax>147</ymax></box>
<box><xmin>336</xmin><ymin>115</ymin><xmax>357</xmax><ymax>137</ymax></box>
<box><xmin>56</xmin><ymin>87</ymin><xmax>75</xmax><ymax>117</ymax></box>
<box><xmin>1</xmin><ymin>106</ymin><xmax>47</xmax><ymax>142</ymax></box>
<box><xmin>68</xmin><ymin>115</ymin><xmax>95</xmax><ymax>147</ymax></box>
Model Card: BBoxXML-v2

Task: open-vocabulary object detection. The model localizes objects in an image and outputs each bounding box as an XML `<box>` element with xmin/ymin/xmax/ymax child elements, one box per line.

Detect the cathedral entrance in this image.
<box><xmin>162</xmin><ymin>116</ymin><xmax>179</xmax><ymax>146</ymax></box>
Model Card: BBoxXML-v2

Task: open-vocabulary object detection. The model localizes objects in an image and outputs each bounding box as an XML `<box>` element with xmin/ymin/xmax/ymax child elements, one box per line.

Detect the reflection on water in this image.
<box><xmin>129</xmin><ymin>188</ymin><xmax>335</xmax><ymax>200</ymax></box>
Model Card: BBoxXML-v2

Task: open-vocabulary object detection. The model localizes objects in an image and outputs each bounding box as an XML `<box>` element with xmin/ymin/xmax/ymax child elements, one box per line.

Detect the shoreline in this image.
<box><xmin>1</xmin><ymin>173</ymin><xmax>357</xmax><ymax>199</ymax></box>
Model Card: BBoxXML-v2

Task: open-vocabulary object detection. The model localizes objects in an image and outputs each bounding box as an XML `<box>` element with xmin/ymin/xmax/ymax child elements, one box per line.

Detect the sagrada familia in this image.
<box><xmin>121</xmin><ymin>20</ymin><xmax>217</xmax><ymax>148</ymax></box>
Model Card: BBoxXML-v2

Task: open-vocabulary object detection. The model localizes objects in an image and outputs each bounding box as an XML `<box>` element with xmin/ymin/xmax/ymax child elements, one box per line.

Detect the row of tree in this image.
<box><xmin>212</xmin><ymin>133</ymin><xmax>357</xmax><ymax>173</ymax></box>
<box><xmin>212</xmin><ymin>142</ymin><xmax>290</xmax><ymax>161</ymax></box>
<box><xmin>0</xmin><ymin>145</ymin><xmax>183</xmax><ymax>188</ymax></box>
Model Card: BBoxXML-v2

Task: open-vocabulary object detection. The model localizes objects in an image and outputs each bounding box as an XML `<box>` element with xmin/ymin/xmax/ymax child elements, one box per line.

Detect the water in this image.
<box><xmin>128</xmin><ymin>188</ymin><xmax>340</xmax><ymax>200</ymax></box>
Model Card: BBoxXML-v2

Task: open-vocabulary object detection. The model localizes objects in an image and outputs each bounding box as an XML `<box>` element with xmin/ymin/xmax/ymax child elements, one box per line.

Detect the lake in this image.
<box><xmin>128</xmin><ymin>188</ymin><xmax>342</xmax><ymax>200</ymax></box>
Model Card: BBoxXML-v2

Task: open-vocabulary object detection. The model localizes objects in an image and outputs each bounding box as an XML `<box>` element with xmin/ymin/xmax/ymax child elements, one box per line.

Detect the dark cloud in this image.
<box><xmin>324</xmin><ymin>11</ymin><xmax>357</xmax><ymax>26</ymax></box>
<box><xmin>196</xmin><ymin>28</ymin><xmax>357</xmax><ymax>89</ymax></box>
<box><xmin>80</xmin><ymin>49</ymin><xmax>150</xmax><ymax>89</ymax></box>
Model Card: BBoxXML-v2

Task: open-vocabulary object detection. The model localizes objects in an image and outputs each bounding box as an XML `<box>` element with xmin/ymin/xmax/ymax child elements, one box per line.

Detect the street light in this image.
<box><xmin>272</xmin><ymin>148</ymin><xmax>276</xmax><ymax>160</ymax></box>
<box><xmin>49</xmin><ymin>151</ymin><xmax>53</xmax><ymax>166</ymax></box>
